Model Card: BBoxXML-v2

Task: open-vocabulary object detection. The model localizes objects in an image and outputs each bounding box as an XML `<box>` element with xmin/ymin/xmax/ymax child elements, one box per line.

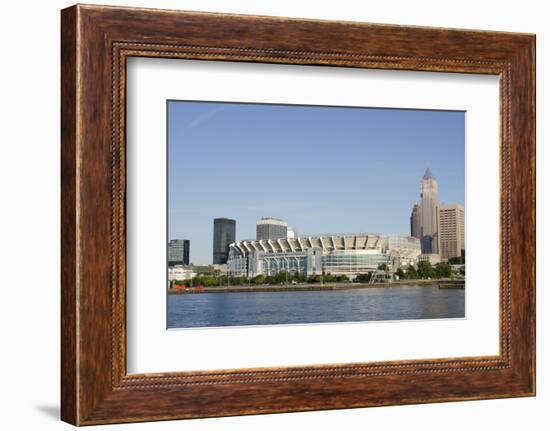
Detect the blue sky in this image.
<box><xmin>168</xmin><ymin>101</ymin><xmax>465</xmax><ymax>265</ymax></box>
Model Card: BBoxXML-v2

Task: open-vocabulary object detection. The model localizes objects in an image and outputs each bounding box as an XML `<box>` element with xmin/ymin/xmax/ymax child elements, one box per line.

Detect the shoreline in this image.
<box><xmin>168</xmin><ymin>279</ymin><xmax>465</xmax><ymax>294</ymax></box>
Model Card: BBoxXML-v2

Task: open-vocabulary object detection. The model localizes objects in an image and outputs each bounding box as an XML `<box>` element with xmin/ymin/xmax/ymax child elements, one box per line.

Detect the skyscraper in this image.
<box><xmin>256</xmin><ymin>217</ymin><xmax>288</xmax><ymax>240</ymax></box>
<box><xmin>410</xmin><ymin>204</ymin><xmax>422</xmax><ymax>239</ymax></box>
<box><xmin>168</xmin><ymin>239</ymin><xmax>190</xmax><ymax>266</ymax></box>
<box><xmin>419</xmin><ymin>168</ymin><xmax>439</xmax><ymax>254</ymax></box>
<box><xmin>438</xmin><ymin>204</ymin><xmax>465</xmax><ymax>260</ymax></box>
<box><xmin>213</xmin><ymin>218</ymin><xmax>236</xmax><ymax>264</ymax></box>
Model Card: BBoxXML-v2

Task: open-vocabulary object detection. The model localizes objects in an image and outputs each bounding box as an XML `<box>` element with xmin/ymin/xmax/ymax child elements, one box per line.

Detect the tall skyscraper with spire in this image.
<box><xmin>418</xmin><ymin>168</ymin><xmax>439</xmax><ymax>254</ymax></box>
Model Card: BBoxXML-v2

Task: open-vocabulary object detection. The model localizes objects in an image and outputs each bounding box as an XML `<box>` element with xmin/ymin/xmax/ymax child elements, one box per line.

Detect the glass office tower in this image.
<box><xmin>168</xmin><ymin>239</ymin><xmax>190</xmax><ymax>266</ymax></box>
<box><xmin>213</xmin><ymin>218</ymin><xmax>236</xmax><ymax>264</ymax></box>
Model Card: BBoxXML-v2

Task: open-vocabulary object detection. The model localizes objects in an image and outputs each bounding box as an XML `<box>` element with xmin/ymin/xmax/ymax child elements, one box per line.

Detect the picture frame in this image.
<box><xmin>60</xmin><ymin>4</ymin><xmax>535</xmax><ymax>425</ymax></box>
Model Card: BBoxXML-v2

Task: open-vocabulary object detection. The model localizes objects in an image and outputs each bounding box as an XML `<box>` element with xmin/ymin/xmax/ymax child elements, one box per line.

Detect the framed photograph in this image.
<box><xmin>61</xmin><ymin>4</ymin><xmax>535</xmax><ymax>425</ymax></box>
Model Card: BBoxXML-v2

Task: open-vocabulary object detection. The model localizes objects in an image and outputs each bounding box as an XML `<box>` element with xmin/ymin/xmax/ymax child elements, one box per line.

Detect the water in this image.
<box><xmin>167</xmin><ymin>285</ymin><xmax>465</xmax><ymax>329</ymax></box>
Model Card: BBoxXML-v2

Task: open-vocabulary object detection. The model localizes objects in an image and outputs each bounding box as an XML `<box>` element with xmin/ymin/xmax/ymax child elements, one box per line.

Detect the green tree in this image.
<box><xmin>307</xmin><ymin>275</ymin><xmax>321</xmax><ymax>284</ymax></box>
<box><xmin>355</xmin><ymin>273</ymin><xmax>371</xmax><ymax>283</ymax></box>
<box><xmin>295</xmin><ymin>273</ymin><xmax>308</xmax><ymax>283</ymax></box>
<box><xmin>417</xmin><ymin>261</ymin><xmax>434</xmax><ymax>279</ymax></box>
<box><xmin>288</xmin><ymin>272</ymin><xmax>300</xmax><ymax>283</ymax></box>
<box><xmin>378</xmin><ymin>263</ymin><xmax>389</xmax><ymax>272</ymax></box>
<box><xmin>252</xmin><ymin>274</ymin><xmax>265</xmax><ymax>285</ymax></box>
<box><xmin>448</xmin><ymin>256</ymin><xmax>465</xmax><ymax>265</ymax></box>
<box><xmin>323</xmin><ymin>273</ymin><xmax>336</xmax><ymax>283</ymax></box>
<box><xmin>395</xmin><ymin>268</ymin><xmax>405</xmax><ymax>280</ymax></box>
<box><xmin>406</xmin><ymin>265</ymin><xmax>418</xmax><ymax>279</ymax></box>
<box><xmin>233</xmin><ymin>276</ymin><xmax>248</xmax><ymax>286</ymax></box>
<box><xmin>434</xmin><ymin>262</ymin><xmax>452</xmax><ymax>279</ymax></box>
<box><xmin>274</xmin><ymin>271</ymin><xmax>289</xmax><ymax>284</ymax></box>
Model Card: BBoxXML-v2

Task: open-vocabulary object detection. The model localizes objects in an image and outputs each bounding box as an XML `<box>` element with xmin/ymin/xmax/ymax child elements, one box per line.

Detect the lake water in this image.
<box><xmin>167</xmin><ymin>284</ymin><xmax>465</xmax><ymax>329</ymax></box>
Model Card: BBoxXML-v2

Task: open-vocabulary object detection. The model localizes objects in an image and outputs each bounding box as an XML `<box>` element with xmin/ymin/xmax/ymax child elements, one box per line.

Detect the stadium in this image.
<box><xmin>227</xmin><ymin>234</ymin><xmax>421</xmax><ymax>279</ymax></box>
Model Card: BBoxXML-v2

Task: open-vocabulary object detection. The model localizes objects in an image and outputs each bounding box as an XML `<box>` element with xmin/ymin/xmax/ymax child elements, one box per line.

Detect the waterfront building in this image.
<box><xmin>256</xmin><ymin>217</ymin><xmax>288</xmax><ymax>240</ymax></box>
<box><xmin>410</xmin><ymin>204</ymin><xmax>422</xmax><ymax>239</ymax></box>
<box><xmin>417</xmin><ymin>253</ymin><xmax>441</xmax><ymax>265</ymax></box>
<box><xmin>193</xmin><ymin>264</ymin><xmax>228</xmax><ymax>276</ymax></box>
<box><xmin>168</xmin><ymin>239</ymin><xmax>190</xmax><ymax>266</ymax></box>
<box><xmin>168</xmin><ymin>265</ymin><xmax>196</xmax><ymax>281</ymax></box>
<box><xmin>169</xmin><ymin>264</ymin><xmax>228</xmax><ymax>282</ymax></box>
<box><xmin>387</xmin><ymin>235</ymin><xmax>424</xmax><ymax>270</ymax></box>
<box><xmin>416</xmin><ymin>168</ymin><xmax>440</xmax><ymax>254</ymax></box>
<box><xmin>227</xmin><ymin>233</ymin><xmax>421</xmax><ymax>279</ymax></box>
<box><xmin>213</xmin><ymin>218</ymin><xmax>236</xmax><ymax>264</ymax></box>
<box><xmin>438</xmin><ymin>204</ymin><xmax>465</xmax><ymax>260</ymax></box>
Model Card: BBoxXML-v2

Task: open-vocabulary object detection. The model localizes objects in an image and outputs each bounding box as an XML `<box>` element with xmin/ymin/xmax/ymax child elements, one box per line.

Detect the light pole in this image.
<box><xmin>285</xmin><ymin>258</ymin><xmax>289</xmax><ymax>285</ymax></box>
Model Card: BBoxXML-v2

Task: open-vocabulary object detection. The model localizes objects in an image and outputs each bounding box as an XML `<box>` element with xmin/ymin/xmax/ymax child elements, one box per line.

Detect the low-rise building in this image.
<box><xmin>417</xmin><ymin>253</ymin><xmax>441</xmax><ymax>265</ymax></box>
<box><xmin>168</xmin><ymin>265</ymin><xmax>196</xmax><ymax>281</ymax></box>
<box><xmin>193</xmin><ymin>264</ymin><xmax>228</xmax><ymax>276</ymax></box>
<box><xmin>168</xmin><ymin>264</ymin><xmax>228</xmax><ymax>282</ymax></box>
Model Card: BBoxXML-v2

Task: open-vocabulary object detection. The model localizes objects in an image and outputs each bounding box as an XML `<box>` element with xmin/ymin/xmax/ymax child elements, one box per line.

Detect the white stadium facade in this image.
<box><xmin>227</xmin><ymin>234</ymin><xmax>421</xmax><ymax>279</ymax></box>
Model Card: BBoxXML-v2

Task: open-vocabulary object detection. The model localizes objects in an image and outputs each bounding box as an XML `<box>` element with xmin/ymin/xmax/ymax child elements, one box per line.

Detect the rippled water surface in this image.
<box><xmin>167</xmin><ymin>285</ymin><xmax>465</xmax><ymax>329</ymax></box>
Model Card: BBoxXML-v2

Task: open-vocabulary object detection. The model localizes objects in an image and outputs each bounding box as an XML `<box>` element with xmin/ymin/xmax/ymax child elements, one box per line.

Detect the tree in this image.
<box><xmin>252</xmin><ymin>274</ymin><xmax>265</xmax><ymax>285</ymax></box>
<box><xmin>229</xmin><ymin>275</ymin><xmax>248</xmax><ymax>286</ymax></box>
<box><xmin>448</xmin><ymin>256</ymin><xmax>465</xmax><ymax>265</ymax></box>
<box><xmin>395</xmin><ymin>268</ymin><xmax>405</xmax><ymax>280</ymax></box>
<box><xmin>355</xmin><ymin>273</ymin><xmax>371</xmax><ymax>283</ymax></box>
<box><xmin>416</xmin><ymin>261</ymin><xmax>434</xmax><ymax>279</ymax></box>
<box><xmin>378</xmin><ymin>263</ymin><xmax>389</xmax><ymax>272</ymax></box>
<box><xmin>295</xmin><ymin>273</ymin><xmax>308</xmax><ymax>283</ymax></box>
<box><xmin>307</xmin><ymin>275</ymin><xmax>321</xmax><ymax>284</ymax></box>
<box><xmin>406</xmin><ymin>265</ymin><xmax>418</xmax><ymax>279</ymax></box>
<box><xmin>323</xmin><ymin>273</ymin><xmax>336</xmax><ymax>283</ymax></box>
<box><xmin>274</xmin><ymin>271</ymin><xmax>288</xmax><ymax>284</ymax></box>
<box><xmin>434</xmin><ymin>262</ymin><xmax>452</xmax><ymax>279</ymax></box>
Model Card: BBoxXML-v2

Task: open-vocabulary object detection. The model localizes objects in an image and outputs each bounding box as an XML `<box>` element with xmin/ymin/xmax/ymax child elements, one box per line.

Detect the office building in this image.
<box><xmin>418</xmin><ymin>168</ymin><xmax>439</xmax><ymax>254</ymax></box>
<box><xmin>213</xmin><ymin>218</ymin><xmax>236</xmax><ymax>264</ymax></box>
<box><xmin>438</xmin><ymin>204</ymin><xmax>465</xmax><ymax>260</ymax></box>
<box><xmin>256</xmin><ymin>217</ymin><xmax>288</xmax><ymax>240</ymax></box>
<box><xmin>167</xmin><ymin>239</ymin><xmax>190</xmax><ymax>266</ymax></box>
<box><xmin>410</xmin><ymin>204</ymin><xmax>421</xmax><ymax>239</ymax></box>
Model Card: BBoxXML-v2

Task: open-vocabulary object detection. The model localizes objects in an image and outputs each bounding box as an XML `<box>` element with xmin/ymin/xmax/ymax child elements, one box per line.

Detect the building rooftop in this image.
<box><xmin>230</xmin><ymin>233</ymin><xmax>420</xmax><ymax>256</ymax></box>
<box><xmin>423</xmin><ymin>167</ymin><xmax>435</xmax><ymax>180</ymax></box>
<box><xmin>257</xmin><ymin>217</ymin><xmax>288</xmax><ymax>226</ymax></box>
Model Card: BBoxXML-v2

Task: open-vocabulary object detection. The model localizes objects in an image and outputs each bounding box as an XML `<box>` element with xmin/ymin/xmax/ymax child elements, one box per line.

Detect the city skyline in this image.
<box><xmin>168</xmin><ymin>101</ymin><xmax>465</xmax><ymax>265</ymax></box>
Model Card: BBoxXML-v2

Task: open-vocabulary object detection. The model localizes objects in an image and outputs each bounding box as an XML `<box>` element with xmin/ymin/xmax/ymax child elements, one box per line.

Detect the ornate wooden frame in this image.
<box><xmin>61</xmin><ymin>4</ymin><xmax>535</xmax><ymax>425</ymax></box>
